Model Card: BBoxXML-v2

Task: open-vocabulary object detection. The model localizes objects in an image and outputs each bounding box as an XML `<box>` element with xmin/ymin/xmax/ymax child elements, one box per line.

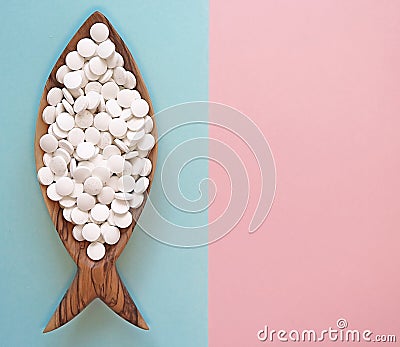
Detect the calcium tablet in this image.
<box><xmin>77</xmin><ymin>38</ymin><xmax>97</xmax><ymax>58</ymax></box>
<box><xmin>64</xmin><ymin>71</ymin><xmax>83</xmax><ymax>89</ymax></box>
<box><xmin>130</xmin><ymin>99</ymin><xmax>149</xmax><ymax>118</ymax></box>
<box><xmin>101</xmin><ymin>223</ymin><xmax>120</xmax><ymax>245</ymax></box>
<box><xmin>38</xmin><ymin>166</ymin><xmax>54</xmax><ymax>185</ymax></box>
<box><xmin>90</xmin><ymin>23</ymin><xmax>109</xmax><ymax>43</ymax></box>
<box><xmin>47</xmin><ymin>88</ymin><xmax>63</xmax><ymax>106</ymax></box>
<box><xmin>40</xmin><ymin>134</ymin><xmax>58</xmax><ymax>153</ymax></box>
<box><xmin>82</xmin><ymin>223</ymin><xmax>101</xmax><ymax>242</ymax></box>
<box><xmin>87</xmin><ymin>241</ymin><xmax>105</xmax><ymax>261</ymax></box>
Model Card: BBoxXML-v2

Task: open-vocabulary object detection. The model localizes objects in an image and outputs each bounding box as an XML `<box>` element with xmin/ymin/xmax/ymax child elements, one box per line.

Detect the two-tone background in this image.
<box><xmin>1</xmin><ymin>1</ymin><xmax>400</xmax><ymax>346</ymax></box>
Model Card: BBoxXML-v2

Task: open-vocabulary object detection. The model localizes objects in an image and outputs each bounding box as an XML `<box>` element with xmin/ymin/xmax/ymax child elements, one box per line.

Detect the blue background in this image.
<box><xmin>0</xmin><ymin>1</ymin><xmax>208</xmax><ymax>346</ymax></box>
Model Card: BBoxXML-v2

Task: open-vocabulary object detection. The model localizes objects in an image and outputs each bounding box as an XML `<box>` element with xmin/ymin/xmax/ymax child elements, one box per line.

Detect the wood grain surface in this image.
<box><xmin>35</xmin><ymin>11</ymin><xmax>157</xmax><ymax>333</ymax></box>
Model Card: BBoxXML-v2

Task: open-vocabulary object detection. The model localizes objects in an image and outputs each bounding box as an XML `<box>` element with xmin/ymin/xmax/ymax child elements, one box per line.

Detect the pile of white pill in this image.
<box><xmin>37</xmin><ymin>22</ymin><xmax>155</xmax><ymax>261</ymax></box>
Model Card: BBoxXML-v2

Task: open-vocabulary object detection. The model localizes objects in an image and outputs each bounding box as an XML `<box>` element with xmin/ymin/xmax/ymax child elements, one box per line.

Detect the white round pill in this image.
<box><xmin>107</xmin><ymin>155</ymin><xmax>125</xmax><ymax>174</ymax></box>
<box><xmin>117</xmin><ymin>89</ymin><xmax>136</xmax><ymax>108</ymax></box>
<box><xmin>77</xmin><ymin>38</ymin><xmax>97</xmax><ymax>58</ymax></box>
<box><xmin>101</xmin><ymin>81</ymin><xmax>119</xmax><ymax>100</ymax></box>
<box><xmin>74</xmin><ymin>95</ymin><xmax>89</xmax><ymax>115</ymax></box>
<box><xmin>92</xmin><ymin>166</ymin><xmax>111</xmax><ymax>184</ymax></box>
<box><xmin>89</xmin><ymin>56</ymin><xmax>107</xmax><ymax>75</ymax></box>
<box><xmin>117</xmin><ymin>175</ymin><xmax>135</xmax><ymax>193</ymax></box>
<box><xmin>40</xmin><ymin>134</ymin><xmax>58</xmax><ymax>153</ymax></box>
<box><xmin>38</xmin><ymin>166</ymin><xmax>54</xmax><ymax>185</ymax></box>
<box><xmin>97</xmin><ymin>39</ymin><xmax>115</xmax><ymax>59</ymax></box>
<box><xmin>64</xmin><ymin>71</ymin><xmax>83</xmax><ymax>89</ymax></box>
<box><xmin>85</xmin><ymin>81</ymin><xmax>102</xmax><ymax>94</ymax></box>
<box><xmin>98</xmin><ymin>69</ymin><xmax>113</xmax><ymax>84</ymax></box>
<box><xmin>103</xmin><ymin>145</ymin><xmax>121</xmax><ymax>159</ymax></box>
<box><xmin>55</xmin><ymin>176</ymin><xmax>74</xmax><ymax>196</ymax></box>
<box><xmin>113</xmin><ymin>66</ymin><xmax>127</xmax><ymax>85</ymax></box>
<box><xmin>101</xmin><ymin>223</ymin><xmax>120</xmax><ymax>245</ymax></box>
<box><xmin>65</xmin><ymin>51</ymin><xmax>84</xmax><ymax>70</ymax></box>
<box><xmin>93</xmin><ymin>112</ymin><xmax>111</xmax><ymax>131</ymax></box>
<box><xmin>90</xmin><ymin>22</ymin><xmax>109</xmax><ymax>43</ymax></box>
<box><xmin>113</xmin><ymin>211</ymin><xmax>133</xmax><ymax>228</ymax></box>
<box><xmin>73</xmin><ymin>166</ymin><xmax>92</xmax><ymax>183</ymax></box>
<box><xmin>134</xmin><ymin>176</ymin><xmax>149</xmax><ymax>194</ymax></box>
<box><xmin>71</xmin><ymin>207</ymin><xmax>89</xmax><ymax>225</ymax></box>
<box><xmin>59</xmin><ymin>196</ymin><xmax>76</xmax><ymax>208</ymax></box>
<box><xmin>130</xmin><ymin>192</ymin><xmax>144</xmax><ymax>208</ymax></box>
<box><xmin>127</xmin><ymin>117</ymin><xmax>144</xmax><ymax>131</ymax></box>
<box><xmin>47</xmin><ymin>88</ymin><xmax>63</xmax><ymax>106</ymax></box>
<box><xmin>83</xmin><ymin>176</ymin><xmax>103</xmax><ymax>195</ymax></box>
<box><xmin>76</xmin><ymin>142</ymin><xmax>95</xmax><ymax>160</ymax></box>
<box><xmin>130</xmin><ymin>157</ymin><xmax>144</xmax><ymax>175</ymax></box>
<box><xmin>109</xmin><ymin>118</ymin><xmax>127</xmax><ymax>138</ymax></box>
<box><xmin>87</xmin><ymin>241</ymin><xmax>105</xmax><ymax>261</ymax></box>
<box><xmin>130</xmin><ymin>98</ymin><xmax>149</xmax><ymax>118</ymax></box>
<box><xmin>67</xmin><ymin>128</ymin><xmax>85</xmax><ymax>147</ymax></box>
<box><xmin>111</xmin><ymin>199</ymin><xmax>130</xmax><ymax>214</ymax></box>
<box><xmin>137</xmin><ymin>134</ymin><xmax>155</xmax><ymax>151</ymax></box>
<box><xmin>98</xmin><ymin>132</ymin><xmax>113</xmax><ymax>149</ymax></box>
<box><xmin>72</xmin><ymin>225</ymin><xmax>85</xmax><ymax>241</ymax></box>
<box><xmin>49</xmin><ymin>156</ymin><xmax>67</xmax><ymax>176</ymax></box>
<box><xmin>123</xmin><ymin>71</ymin><xmax>136</xmax><ymax>89</ymax></box>
<box><xmin>77</xmin><ymin>192</ymin><xmax>96</xmax><ymax>211</ymax></box>
<box><xmin>97</xmin><ymin>186</ymin><xmax>115</xmax><ymax>205</ymax></box>
<box><xmin>85</xmin><ymin>127</ymin><xmax>100</xmax><ymax>144</ymax></box>
<box><xmin>82</xmin><ymin>223</ymin><xmax>101</xmax><ymax>242</ymax></box>
<box><xmin>140</xmin><ymin>158</ymin><xmax>152</xmax><ymax>176</ymax></box>
<box><xmin>86</xmin><ymin>91</ymin><xmax>100</xmax><ymax>110</ymax></box>
<box><xmin>47</xmin><ymin>183</ymin><xmax>62</xmax><ymax>201</ymax></box>
<box><xmin>42</xmin><ymin>106</ymin><xmax>56</xmax><ymax>124</ymax></box>
<box><xmin>56</xmin><ymin>65</ymin><xmax>71</xmax><ymax>84</ymax></box>
<box><xmin>56</xmin><ymin>113</ymin><xmax>75</xmax><ymax>131</ymax></box>
<box><xmin>106</xmin><ymin>99</ymin><xmax>122</xmax><ymax>118</ymax></box>
<box><xmin>75</xmin><ymin>110</ymin><xmax>94</xmax><ymax>129</ymax></box>
<box><xmin>91</xmin><ymin>204</ymin><xmax>110</xmax><ymax>223</ymax></box>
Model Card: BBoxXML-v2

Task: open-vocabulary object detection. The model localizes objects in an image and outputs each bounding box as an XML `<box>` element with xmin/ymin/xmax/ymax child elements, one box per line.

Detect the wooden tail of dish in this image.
<box><xmin>43</xmin><ymin>263</ymin><xmax>149</xmax><ymax>333</ymax></box>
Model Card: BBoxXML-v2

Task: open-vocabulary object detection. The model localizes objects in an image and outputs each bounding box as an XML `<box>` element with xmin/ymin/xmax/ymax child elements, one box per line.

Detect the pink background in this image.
<box><xmin>210</xmin><ymin>0</ymin><xmax>400</xmax><ymax>345</ymax></box>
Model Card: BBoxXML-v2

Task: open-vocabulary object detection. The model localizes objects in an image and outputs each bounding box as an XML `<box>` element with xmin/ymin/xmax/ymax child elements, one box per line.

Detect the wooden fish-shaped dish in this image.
<box><xmin>35</xmin><ymin>11</ymin><xmax>157</xmax><ymax>333</ymax></box>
